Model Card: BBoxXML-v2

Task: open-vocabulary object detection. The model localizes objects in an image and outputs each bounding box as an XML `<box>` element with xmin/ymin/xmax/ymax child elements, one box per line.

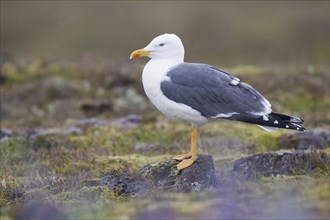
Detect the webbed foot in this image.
<box><xmin>176</xmin><ymin>156</ymin><xmax>197</xmax><ymax>170</ymax></box>
<box><xmin>173</xmin><ymin>153</ymin><xmax>192</xmax><ymax>161</ymax></box>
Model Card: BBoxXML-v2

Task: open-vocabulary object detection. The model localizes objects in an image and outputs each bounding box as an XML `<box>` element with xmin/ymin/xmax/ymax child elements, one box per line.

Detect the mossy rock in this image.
<box><xmin>232</xmin><ymin>151</ymin><xmax>329</xmax><ymax>179</ymax></box>
<box><xmin>279</xmin><ymin>128</ymin><xmax>330</xmax><ymax>150</ymax></box>
<box><xmin>83</xmin><ymin>155</ymin><xmax>218</xmax><ymax>197</ymax></box>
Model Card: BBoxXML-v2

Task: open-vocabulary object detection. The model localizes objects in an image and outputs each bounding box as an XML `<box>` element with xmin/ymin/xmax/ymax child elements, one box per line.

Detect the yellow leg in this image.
<box><xmin>176</xmin><ymin>127</ymin><xmax>198</xmax><ymax>170</ymax></box>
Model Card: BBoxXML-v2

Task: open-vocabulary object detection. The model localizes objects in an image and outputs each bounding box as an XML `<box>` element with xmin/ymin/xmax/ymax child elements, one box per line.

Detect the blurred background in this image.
<box><xmin>1</xmin><ymin>1</ymin><xmax>329</xmax><ymax>66</ymax></box>
<box><xmin>0</xmin><ymin>2</ymin><xmax>329</xmax><ymax>219</ymax></box>
<box><xmin>1</xmin><ymin>1</ymin><xmax>329</xmax><ymax>130</ymax></box>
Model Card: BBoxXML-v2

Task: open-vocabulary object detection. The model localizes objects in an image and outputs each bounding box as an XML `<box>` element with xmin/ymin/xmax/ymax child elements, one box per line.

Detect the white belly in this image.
<box><xmin>142</xmin><ymin>60</ymin><xmax>208</xmax><ymax>126</ymax></box>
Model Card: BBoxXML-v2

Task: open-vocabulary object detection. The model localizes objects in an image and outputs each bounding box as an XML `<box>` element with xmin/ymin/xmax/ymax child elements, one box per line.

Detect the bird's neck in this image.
<box><xmin>147</xmin><ymin>57</ymin><xmax>184</xmax><ymax>71</ymax></box>
<box><xmin>142</xmin><ymin>57</ymin><xmax>183</xmax><ymax>88</ymax></box>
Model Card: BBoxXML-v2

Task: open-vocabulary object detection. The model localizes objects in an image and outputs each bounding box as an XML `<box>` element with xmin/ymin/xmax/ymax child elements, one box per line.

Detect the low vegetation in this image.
<box><xmin>0</xmin><ymin>56</ymin><xmax>329</xmax><ymax>219</ymax></box>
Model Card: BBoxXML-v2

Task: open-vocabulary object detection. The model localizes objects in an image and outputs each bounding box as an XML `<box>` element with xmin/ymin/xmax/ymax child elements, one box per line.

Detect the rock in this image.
<box><xmin>279</xmin><ymin>128</ymin><xmax>330</xmax><ymax>150</ymax></box>
<box><xmin>141</xmin><ymin>155</ymin><xmax>217</xmax><ymax>192</ymax></box>
<box><xmin>71</xmin><ymin>118</ymin><xmax>109</xmax><ymax>127</ymax></box>
<box><xmin>138</xmin><ymin>158</ymin><xmax>180</xmax><ymax>189</ymax></box>
<box><xmin>82</xmin><ymin>172</ymin><xmax>150</xmax><ymax>198</ymax></box>
<box><xmin>83</xmin><ymin>155</ymin><xmax>217</xmax><ymax>197</ymax></box>
<box><xmin>26</xmin><ymin>126</ymin><xmax>82</xmax><ymax>139</ymax></box>
<box><xmin>80</xmin><ymin>101</ymin><xmax>112</xmax><ymax>117</ymax></box>
<box><xmin>173</xmin><ymin>155</ymin><xmax>218</xmax><ymax>192</ymax></box>
<box><xmin>110</xmin><ymin>114</ymin><xmax>142</xmax><ymax>129</ymax></box>
<box><xmin>72</xmin><ymin>114</ymin><xmax>142</xmax><ymax>129</ymax></box>
<box><xmin>99</xmin><ymin>174</ymin><xmax>151</xmax><ymax>198</ymax></box>
<box><xmin>0</xmin><ymin>72</ymin><xmax>6</xmax><ymax>84</ymax></box>
<box><xmin>107</xmin><ymin>61</ymin><xmax>136</xmax><ymax>87</ymax></box>
<box><xmin>0</xmin><ymin>128</ymin><xmax>13</xmax><ymax>139</ymax></box>
<box><xmin>232</xmin><ymin>151</ymin><xmax>329</xmax><ymax>179</ymax></box>
<box><xmin>112</xmin><ymin>88</ymin><xmax>147</xmax><ymax>113</ymax></box>
<box><xmin>62</xmin><ymin>127</ymin><xmax>83</xmax><ymax>136</ymax></box>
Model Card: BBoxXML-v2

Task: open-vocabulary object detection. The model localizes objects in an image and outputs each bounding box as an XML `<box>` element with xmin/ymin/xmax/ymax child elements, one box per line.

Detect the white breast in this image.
<box><xmin>142</xmin><ymin>59</ymin><xmax>208</xmax><ymax>126</ymax></box>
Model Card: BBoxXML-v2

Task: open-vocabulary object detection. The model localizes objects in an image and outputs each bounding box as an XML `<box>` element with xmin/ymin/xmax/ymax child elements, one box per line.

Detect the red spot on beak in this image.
<box><xmin>133</xmin><ymin>54</ymin><xmax>140</xmax><ymax>59</ymax></box>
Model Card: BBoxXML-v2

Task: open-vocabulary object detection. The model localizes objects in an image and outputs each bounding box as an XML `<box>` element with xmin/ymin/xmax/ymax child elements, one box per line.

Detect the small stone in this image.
<box><xmin>26</xmin><ymin>126</ymin><xmax>82</xmax><ymax>139</ymax></box>
<box><xmin>80</xmin><ymin>101</ymin><xmax>112</xmax><ymax>117</ymax></box>
<box><xmin>62</xmin><ymin>126</ymin><xmax>82</xmax><ymax>135</ymax></box>
<box><xmin>72</xmin><ymin>114</ymin><xmax>142</xmax><ymax>129</ymax></box>
<box><xmin>0</xmin><ymin>128</ymin><xmax>12</xmax><ymax>139</ymax></box>
<box><xmin>109</xmin><ymin>114</ymin><xmax>142</xmax><ymax>129</ymax></box>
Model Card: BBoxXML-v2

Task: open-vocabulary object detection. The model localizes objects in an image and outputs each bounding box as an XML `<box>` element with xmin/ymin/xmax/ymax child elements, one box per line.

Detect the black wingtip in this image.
<box><xmin>230</xmin><ymin>112</ymin><xmax>306</xmax><ymax>132</ymax></box>
<box><xmin>289</xmin><ymin>123</ymin><xmax>306</xmax><ymax>132</ymax></box>
<box><xmin>270</xmin><ymin>112</ymin><xmax>305</xmax><ymax>124</ymax></box>
<box><xmin>291</xmin><ymin>117</ymin><xmax>304</xmax><ymax>124</ymax></box>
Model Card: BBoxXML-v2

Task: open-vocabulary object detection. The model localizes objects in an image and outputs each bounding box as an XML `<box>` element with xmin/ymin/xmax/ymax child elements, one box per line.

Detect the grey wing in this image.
<box><xmin>161</xmin><ymin>63</ymin><xmax>271</xmax><ymax>119</ymax></box>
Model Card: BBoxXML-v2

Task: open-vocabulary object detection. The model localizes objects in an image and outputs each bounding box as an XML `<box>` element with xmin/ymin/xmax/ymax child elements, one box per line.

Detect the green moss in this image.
<box><xmin>302</xmin><ymin>182</ymin><xmax>330</xmax><ymax>214</ymax></box>
<box><xmin>126</xmin><ymin>122</ymin><xmax>186</xmax><ymax>145</ymax></box>
<box><xmin>0</xmin><ymin>176</ymin><xmax>21</xmax><ymax>207</ymax></box>
<box><xmin>1</xmin><ymin>59</ymin><xmax>77</xmax><ymax>84</ymax></box>
<box><xmin>280</xmin><ymin>92</ymin><xmax>329</xmax><ymax>113</ymax></box>
<box><xmin>322</xmin><ymin>148</ymin><xmax>330</xmax><ymax>155</ymax></box>
<box><xmin>67</xmin><ymin>136</ymin><xmax>91</xmax><ymax>149</ymax></box>
<box><xmin>53</xmin><ymin>154</ymin><xmax>170</xmax><ymax>177</ymax></box>
<box><xmin>201</xmin><ymin>121</ymin><xmax>285</xmax><ymax>153</ymax></box>
<box><xmin>54</xmin><ymin>162</ymin><xmax>89</xmax><ymax>176</ymax></box>
<box><xmin>0</xmin><ymin>138</ymin><xmax>36</xmax><ymax>176</ymax></box>
<box><xmin>78</xmin><ymin>186</ymin><xmax>118</xmax><ymax>202</ymax></box>
<box><xmin>254</xmin><ymin>132</ymin><xmax>282</xmax><ymax>152</ymax></box>
<box><xmin>46</xmin><ymin>191</ymin><xmax>79</xmax><ymax>204</ymax></box>
<box><xmin>27</xmin><ymin>135</ymin><xmax>64</xmax><ymax>150</ymax></box>
<box><xmin>0</xmin><ymin>138</ymin><xmax>31</xmax><ymax>162</ymax></box>
<box><xmin>83</xmin><ymin>126</ymin><xmax>135</xmax><ymax>154</ymax></box>
<box><xmin>1</xmin><ymin>123</ymin><xmax>177</xmax><ymax>180</ymax></box>
<box><xmin>213</xmin><ymin>155</ymin><xmax>239</xmax><ymax>172</ymax></box>
<box><xmin>93</xmin><ymin>154</ymin><xmax>170</xmax><ymax>172</ymax></box>
<box><xmin>22</xmin><ymin>187</ymin><xmax>51</xmax><ymax>201</ymax></box>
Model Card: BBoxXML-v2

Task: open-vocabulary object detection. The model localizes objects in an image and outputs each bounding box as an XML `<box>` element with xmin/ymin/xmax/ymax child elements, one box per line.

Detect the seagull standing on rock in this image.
<box><xmin>130</xmin><ymin>33</ymin><xmax>305</xmax><ymax>170</ymax></box>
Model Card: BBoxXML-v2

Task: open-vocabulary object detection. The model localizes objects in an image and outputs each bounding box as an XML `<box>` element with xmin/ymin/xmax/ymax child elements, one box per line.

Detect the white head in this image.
<box><xmin>130</xmin><ymin>33</ymin><xmax>185</xmax><ymax>61</ymax></box>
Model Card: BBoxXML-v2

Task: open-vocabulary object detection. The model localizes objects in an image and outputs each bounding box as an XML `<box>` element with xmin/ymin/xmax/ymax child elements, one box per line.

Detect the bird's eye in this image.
<box><xmin>159</xmin><ymin>43</ymin><xmax>165</xmax><ymax>46</ymax></box>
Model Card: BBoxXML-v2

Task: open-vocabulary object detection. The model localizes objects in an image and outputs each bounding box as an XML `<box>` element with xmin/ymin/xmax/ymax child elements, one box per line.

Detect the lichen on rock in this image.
<box><xmin>232</xmin><ymin>151</ymin><xmax>329</xmax><ymax>179</ymax></box>
<box><xmin>83</xmin><ymin>155</ymin><xmax>218</xmax><ymax>197</ymax></box>
<box><xmin>279</xmin><ymin>128</ymin><xmax>330</xmax><ymax>150</ymax></box>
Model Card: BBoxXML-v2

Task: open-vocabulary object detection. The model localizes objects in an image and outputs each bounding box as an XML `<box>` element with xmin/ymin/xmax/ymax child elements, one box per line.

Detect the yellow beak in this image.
<box><xmin>130</xmin><ymin>49</ymin><xmax>150</xmax><ymax>59</ymax></box>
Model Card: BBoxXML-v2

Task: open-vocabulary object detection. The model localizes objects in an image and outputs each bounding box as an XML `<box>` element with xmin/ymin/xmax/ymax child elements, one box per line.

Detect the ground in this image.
<box><xmin>0</xmin><ymin>56</ymin><xmax>329</xmax><ymax>219</ymax></box>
